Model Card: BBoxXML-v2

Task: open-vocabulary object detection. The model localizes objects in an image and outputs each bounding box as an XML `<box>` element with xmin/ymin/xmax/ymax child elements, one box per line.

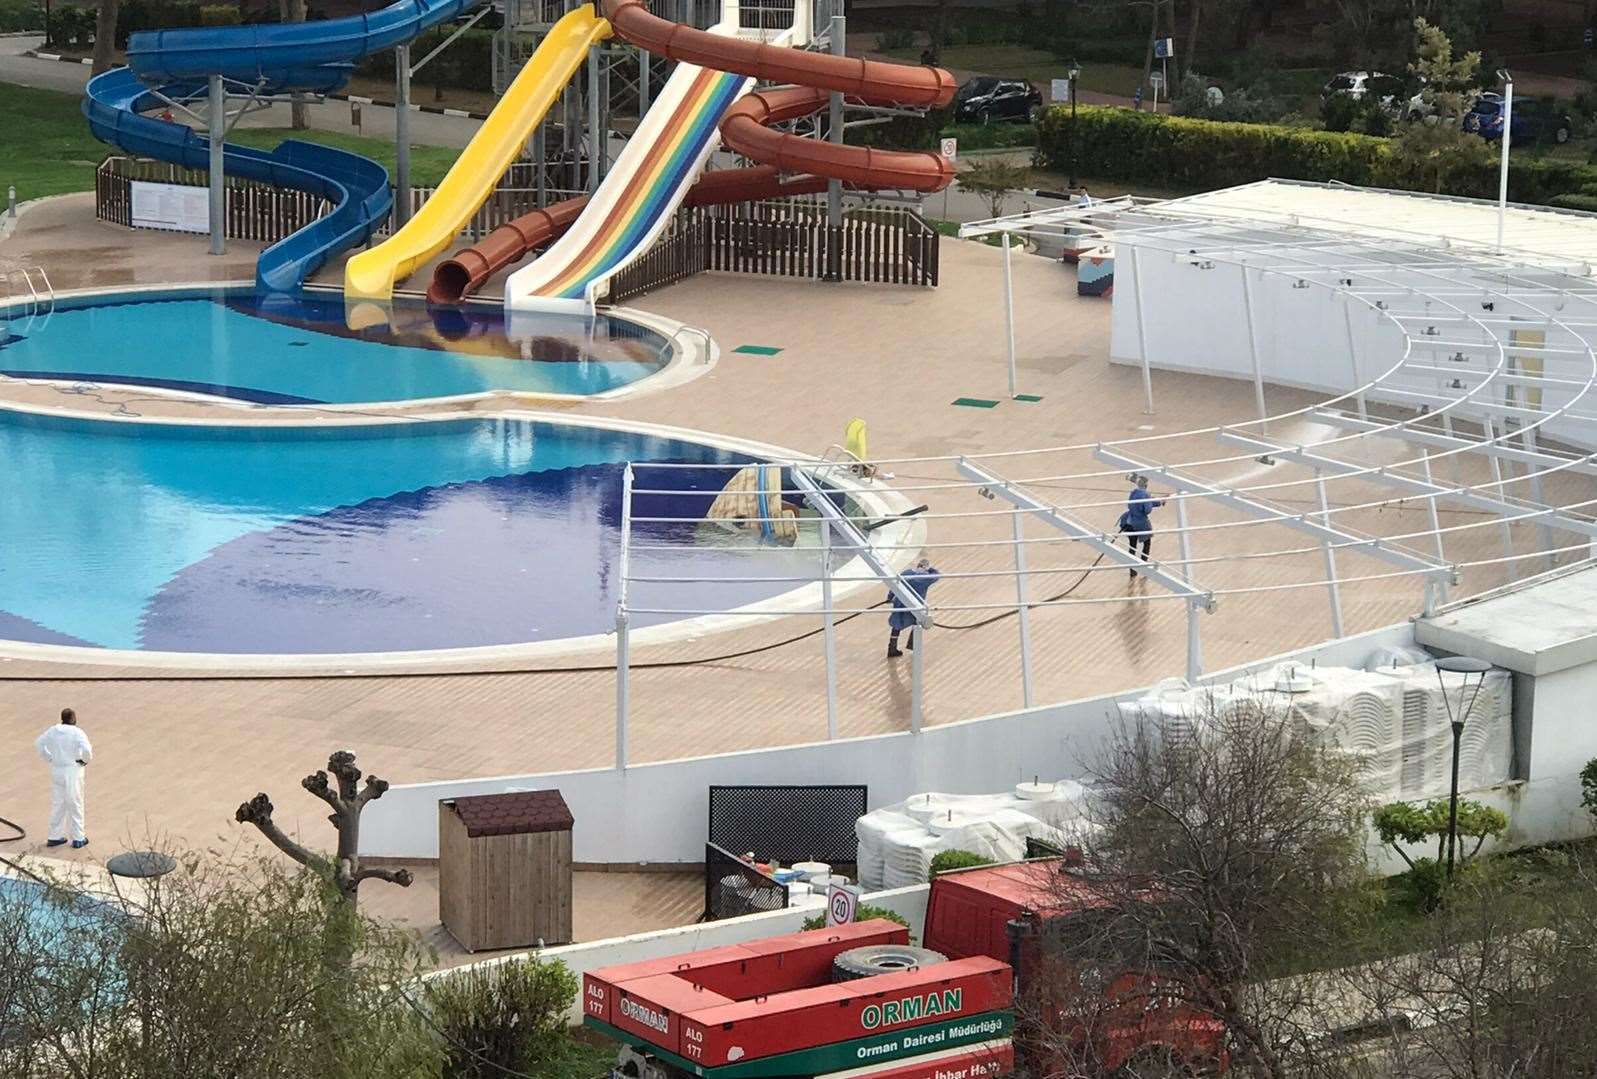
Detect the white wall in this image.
<box><xmin>426</xmin><ymin>883</ymin><xmax>932</xmax><ymax>1023</ymax></box>
<box><xmin>1505</xmin><ymin>664</ymin><xmax>1597</xmax><ymax>847</ymax></box>
<box><xmin>361</xmin><ymin>625</ymin><xmax>1415</xmax><ymax>862</ymax></box>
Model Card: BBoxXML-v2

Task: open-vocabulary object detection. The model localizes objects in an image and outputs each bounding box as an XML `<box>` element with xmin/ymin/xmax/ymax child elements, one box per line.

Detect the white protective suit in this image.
<box><xmin>34</xmin><ymin>723</ymin><xmax>92</xmax><ymax>842</ymax></box>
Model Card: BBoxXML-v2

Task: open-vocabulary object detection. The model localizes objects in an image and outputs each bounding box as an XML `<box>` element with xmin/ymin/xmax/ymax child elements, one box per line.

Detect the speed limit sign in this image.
<box><xmin>826</xmin><ymin>883</ymin><xmax>860</xmax><ymax>927</ymax></box>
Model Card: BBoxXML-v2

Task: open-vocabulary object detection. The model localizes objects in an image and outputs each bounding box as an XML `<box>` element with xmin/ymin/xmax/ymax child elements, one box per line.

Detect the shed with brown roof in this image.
<box><xmin>439</xmin><ymin>789</ymin><xmax>573</xmax><ymax>951</ymax></box>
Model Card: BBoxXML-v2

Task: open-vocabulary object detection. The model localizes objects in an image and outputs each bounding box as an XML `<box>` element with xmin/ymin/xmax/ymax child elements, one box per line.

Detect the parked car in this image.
<box><xmin>953</xmin><ymin>76</ymin><xmax>1043</xmax><ymax>125</ymax></box>
<box><xmin>1463</xmin><ymin>93</ymin><xmax>1573</xmax><ymax>144</ymax></box>
<box><xmin>1322</xmin><ymin>70</ymin><xmax>1404</xmax><ymax>107</ymax></box>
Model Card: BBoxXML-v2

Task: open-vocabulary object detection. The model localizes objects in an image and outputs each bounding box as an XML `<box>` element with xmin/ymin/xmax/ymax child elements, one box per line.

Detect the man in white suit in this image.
<box><xmin>34</xmin><ymin>707</ymin><xmax>92</xmax><ymax>849</ymax></box>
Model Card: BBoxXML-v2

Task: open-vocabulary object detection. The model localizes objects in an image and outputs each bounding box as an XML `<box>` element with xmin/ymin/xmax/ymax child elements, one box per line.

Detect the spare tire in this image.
<box><xmin>832</xmin><ymin>944</ymin><xmax>948</xmax><ymax>982</ymax></box>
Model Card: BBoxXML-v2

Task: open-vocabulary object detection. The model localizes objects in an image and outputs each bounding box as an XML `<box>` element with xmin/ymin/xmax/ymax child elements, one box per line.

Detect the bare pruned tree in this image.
<box><xmin>1345</xmin><ymin>853</ymin><xmax>1597</xmax><ymax>1078</ymax></box>
<box><xmin>236</xmin><ymin>750</ymin><xmax>413</xmax><ymax>909</ymax></box>
<box><xmin>1021</xmin><ymin>699</ymin><xmax>1372</xmax><ymax>1078</ymax></box>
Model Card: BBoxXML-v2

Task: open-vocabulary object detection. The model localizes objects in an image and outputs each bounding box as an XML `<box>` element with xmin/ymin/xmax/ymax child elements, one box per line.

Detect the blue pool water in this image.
<box><xmin>0</xmin><ymin>412</ymin><xmax>822</xmax><ymax>653</ymax></box>
<box><xmin>0</xmin><ymin>289</ymin><xmax>668</xmax><ymax>404</ymax></box>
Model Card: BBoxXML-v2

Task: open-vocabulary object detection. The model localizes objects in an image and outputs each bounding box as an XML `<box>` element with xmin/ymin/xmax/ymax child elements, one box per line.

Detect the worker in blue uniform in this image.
<box><xmin>887</xmin><ymin>558</ymin><xmax>940</xmax><ymax>658</ymax></box>
<box><xmin>1117</xmin><ymin>474</ymin><xmax>1166</xmax><ymax>579</ymax></box>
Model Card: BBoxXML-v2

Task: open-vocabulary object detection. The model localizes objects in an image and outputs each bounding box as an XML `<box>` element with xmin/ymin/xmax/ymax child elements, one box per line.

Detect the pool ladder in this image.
<box><xmin>0</xmin><ymin>263</ymin><xmax>54</xmax><ymax>335</ymax></box>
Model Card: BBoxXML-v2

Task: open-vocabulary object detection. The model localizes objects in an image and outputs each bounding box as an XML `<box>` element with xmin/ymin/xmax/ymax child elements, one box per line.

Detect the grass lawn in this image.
<box><xmin>884</xmin><ymin>45</ymin><xmax>1146</xmax><ymax>98</ymax></box>
<box><xmin>1</xmin><ymin>82</ymin><xmax>463</xmax><ymax>203</ymax></box>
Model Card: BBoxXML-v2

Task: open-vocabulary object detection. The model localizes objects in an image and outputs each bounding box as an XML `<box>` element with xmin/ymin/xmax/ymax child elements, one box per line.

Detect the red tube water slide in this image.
<box><xmin>426</xmin><ymin>0</ymin><xmax>956</xmax><ymax>304</ymax></box>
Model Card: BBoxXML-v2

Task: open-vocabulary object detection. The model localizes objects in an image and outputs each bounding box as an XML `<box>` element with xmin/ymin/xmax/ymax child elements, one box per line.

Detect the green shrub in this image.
<box><xmin>425</xmin><ymin>956</ymin><xmax>583</xmax><ymax>1079</ymax></box>
<box><xmin>801</xmin><ymin>904</ymin><xmax>911</xmax><ymax>932</ymax></box>
<box><xmin>1551</xmin><ymin>194</ymin><xmax>1597</xmax><ymax>213</ymax></box>
<box><xmin>942</xmin><ymin>121</ymin><xmax>1036</xmax><ymax>151</ymax></box>
<box><xmin>1581</xmin><ymin>758</ymin><xmax>1597</xmax><ymax>819</ymax></box>
<box><xmin>928</xmin><ymin>849</ymin><xmax>993</xmax><ymax>880</ymax></box>
<box><xmin>355</xmin><ymin>25</ymin><xmax>495</xmax><ymax>93</ymax></box>
<box><xmin>1321</xmin><ymin>93</ymin><xmax>1362</xmax><ymax>132</ymax></box>
<box><xmin>875</xmin><ymin>27</ymin><xmax>914</xmax><ymax>51</ymax></box>
<box><xmin>198</xmin><ymin>3</ymin><xmax>239</xmax><ymax>25</ymax></box>
<box><xmin>0</xmin><ymin>0</ymin><xmax>43</xmax><ymax>33</ymax></box>
<box><xmin>1034</xmin><ymin>104</ymin><xmax>1597</xmax><ymax>206</ymax></box>
<box><xmin>1395</xmin><ymin>856</ymin><xmax>1449</xmax><ymax>913</ymax></box>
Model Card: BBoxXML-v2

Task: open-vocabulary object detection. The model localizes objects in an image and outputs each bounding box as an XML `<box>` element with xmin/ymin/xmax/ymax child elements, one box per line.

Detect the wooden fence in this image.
<box><xmin>614</xmin><ymin>200</ymin><xmax>939</xmax><ymax>301</ymax></box>
<box><xmin>95</xmin><ymin>157</ymin><xmax>583</xmax><ymax>245</ymax></box>
<box><xmin>94</xmin><ymin>161</ymin><xmax>939</xmax><ymax>299</ymax></box>
<box><xmin>702</xmin><ymin>200</ymin><xmax>938</xmax><ymax>287</ymax></box>
<box><xmin>608</xmin><ymin>213</ymin><xmax>709</xmax><ymax>304</ymax></box>
<box><xmin>96</xmin><ymin>158</ymin><xmax>325</xmax><ymax>244</ymax></box>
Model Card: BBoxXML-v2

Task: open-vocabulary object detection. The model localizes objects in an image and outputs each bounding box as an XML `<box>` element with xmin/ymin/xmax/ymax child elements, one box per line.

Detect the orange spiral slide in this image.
<box><xmin>426</xmin><ymin>0</ymin><xmax>955</xmax><ymax>304</ymax></box>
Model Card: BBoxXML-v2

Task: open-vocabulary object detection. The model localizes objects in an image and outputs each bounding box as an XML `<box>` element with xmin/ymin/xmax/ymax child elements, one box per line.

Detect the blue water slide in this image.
<box><xmin>83</xmin><ymin>0</ymin><xmax>481</xmax><ymax>293</ymax></box>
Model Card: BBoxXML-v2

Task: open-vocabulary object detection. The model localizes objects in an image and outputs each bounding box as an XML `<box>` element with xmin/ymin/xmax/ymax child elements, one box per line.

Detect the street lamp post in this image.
<box><xmin>1496</xmin><ymin>69</ymin><xmax>1512</xmax><ymax>254</ymax></box>
<box><xmin>1068</xmin><ymin>60</ymin><xmax>1081</xmax><ymax>191</ymax></box>
<box><xmin>1436</xmin><ymin>655</ymin><xmax>1492</xmax><ymax>880</ymax></box>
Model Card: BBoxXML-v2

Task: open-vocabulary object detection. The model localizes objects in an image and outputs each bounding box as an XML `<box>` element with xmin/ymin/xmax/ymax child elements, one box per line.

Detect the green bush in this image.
<box><xmin>801</xmin><ymin>904</ymin><xmax>912</xmax><ymax>932</ymax></box>
<box><xmin>1581</xmin><ymin>758</ymin><xmax>1597</xmax><ymax>819</ymax></box>
<box><xmin>1320</xmin><ymin>93</ymin><xmax>1362</xmax><ymax>132</ymax></box>
<box><xmin>928</xmin><ymin>849</ymin><xmax>993</xmax><ymax>880</ymax></box>
<box><xmin>0</xmin><ymin>0</ymin><xmax>43</xmax><ymax>32</ymax></box>
<box><xmin>1034</xmin><ymin>104</ymin><xmax>1596</xmax><ymax>206</ymax></box>
<box><xmin>356</xmin><ymin>25</ymin><xmax>495</xmax><ymax>93</ymax></box>
<box><xmin>1551</xmin><ymin>193</ymin><xmax>1597</xmax><ymax>213</ymax></box>
<box><xmin>198</xmin><ymin>3</ymin><xmax>239</xmax><ymax>25</ymax></box>
<box><xmin>425</xmin><ymin>956</ymin><xmax>584</xmax><ymax>1079</ymax></box>
<box><xmin>875</xmin><ymin>27</ymin><xmax>914</xmax><ymax>51</ymax></box>
<box><xmin>1395</xmin><ymin>856</ymin><xmax>1449</xmax><ymax>913</ymax></box>
<box><xmin>117</xmin><ymin>0</ymin><xmax>205</xmax><ymax>46</ymax></box>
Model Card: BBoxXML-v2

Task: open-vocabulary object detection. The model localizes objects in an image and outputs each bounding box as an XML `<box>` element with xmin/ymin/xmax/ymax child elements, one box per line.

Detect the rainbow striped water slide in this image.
<box><xmin>503</xmin><ymin>19</ymin><xmax>784</xmax><ymax>317</ymax></box>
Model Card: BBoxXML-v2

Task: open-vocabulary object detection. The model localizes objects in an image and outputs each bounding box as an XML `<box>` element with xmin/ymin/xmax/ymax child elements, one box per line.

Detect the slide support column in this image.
<box><xmin>207</xmin><ymin>74</ymin><xmax>225</xmax><ymax>255</ymax></box>
<box><xmin>825</xmin><ymin>14</ymin><xmax>845</xmax><ymax>280</ymax></box>
<box><xmin>395</xmin><ymin>43</ymin><xmax>412</xmax><ymax>227</ymax></box>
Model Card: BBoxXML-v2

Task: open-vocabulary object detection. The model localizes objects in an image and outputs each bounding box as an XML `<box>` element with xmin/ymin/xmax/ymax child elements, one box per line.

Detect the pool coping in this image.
<box><xmin>0</xmin><ymin>280</ymin><xmax>714</xmax><ymax>412</ymax></box>
<box><xmin>0</xmin><ymin>398</ymin><xmax>924</xmax><ymax>675</ymax></box>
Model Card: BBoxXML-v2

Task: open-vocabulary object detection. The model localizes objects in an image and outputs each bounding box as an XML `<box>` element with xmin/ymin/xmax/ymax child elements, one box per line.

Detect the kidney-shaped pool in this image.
<box><xmin>0</xmin><ymin>287</ymin><xmax>673</xmax><ymax>405</ymax></box>
<box><xmin>0</xmin><ymin>410</ymin><xmax>833</xmax><ymax>655</ymax></box>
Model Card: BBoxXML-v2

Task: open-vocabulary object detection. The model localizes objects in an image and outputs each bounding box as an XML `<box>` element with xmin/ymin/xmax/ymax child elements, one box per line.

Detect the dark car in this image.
<box><xmin>953</xmin><ymin>77</ymin><xmax>1043</xmax><ymax>125</ymax></box>
<box><xmin>1463</xmin><ymin>93</ymin><xmax>1573</xmax><ymax>145</ymax></box>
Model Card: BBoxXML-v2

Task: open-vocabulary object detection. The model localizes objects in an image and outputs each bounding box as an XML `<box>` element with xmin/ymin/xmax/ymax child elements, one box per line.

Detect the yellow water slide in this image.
<box><xmin>343</xmin><ymin>4</ymin><xmax>611</xmax><ymax>302</ymax></box>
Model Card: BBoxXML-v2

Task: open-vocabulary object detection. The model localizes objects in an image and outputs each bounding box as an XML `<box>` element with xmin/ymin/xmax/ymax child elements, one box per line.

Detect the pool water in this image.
<box><xmin>0</xmin><ymin>289</ymin><xmax>669</xmax><ymax>405</ymax></box>
<box><xmin>0</xmin><ymin>413</ymin><xmax>823</xmax><ymax>654</ymax></box>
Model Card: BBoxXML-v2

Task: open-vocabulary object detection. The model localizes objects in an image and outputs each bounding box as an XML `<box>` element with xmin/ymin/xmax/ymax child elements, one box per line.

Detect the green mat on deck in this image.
<box><xmin>732</xmin><ymin>345</ymin><xmax>784</xmax><ymax>356</ymax></box>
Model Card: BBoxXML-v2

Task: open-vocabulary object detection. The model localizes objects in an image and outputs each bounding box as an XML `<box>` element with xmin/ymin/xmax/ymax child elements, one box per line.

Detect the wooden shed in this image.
<box><xmin>438</xmin><ymin>789</ymin><xmax>574</xmax><ymax>952</ymax></box>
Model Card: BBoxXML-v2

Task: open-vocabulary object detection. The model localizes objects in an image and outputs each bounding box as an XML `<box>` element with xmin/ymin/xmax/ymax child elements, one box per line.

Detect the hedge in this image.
<box><xmin>355</xmin><ymin>26</ymin><xmax>494</xmax><ymax>93</ymax></box>
<box><xmin>1035</xmin><ymin>105</ymin><xmax>1594</xmax><ymax>208</ymax></box>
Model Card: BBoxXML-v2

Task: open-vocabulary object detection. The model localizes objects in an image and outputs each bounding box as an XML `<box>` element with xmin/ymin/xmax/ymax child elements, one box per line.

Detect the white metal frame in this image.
<box><xmin>594</xmin><ymin>186</ymin><xmax>1597</xmax><ymax>756</ymax></box>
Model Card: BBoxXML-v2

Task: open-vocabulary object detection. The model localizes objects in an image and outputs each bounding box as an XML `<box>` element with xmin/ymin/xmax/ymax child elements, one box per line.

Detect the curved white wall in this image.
<box><xmin>361</xmin><ymin>625</ymin><xmax>1412</xmax><ymax>862</ymax></box>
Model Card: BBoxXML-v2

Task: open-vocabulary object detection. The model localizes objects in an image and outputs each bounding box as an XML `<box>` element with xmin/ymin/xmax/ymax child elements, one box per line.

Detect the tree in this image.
<box><xmin>1349</xmin><ymin>853</ymin><xmax>1597</xmax><ymax>1077</ymax></box>
<box><xmin>1373</xmin><ymin>797</ymin><xmax>1508</xmax><ymax>870</ymax></box>
<box><xmin>1408</xmin><ymin>15</ymin><xmax>1482</xmax><ymax>123</ymax></box>
<box><xmin>1385</xmin><ymin>20</ymin><xmax>1492</xmax><ymax>195</ymax></box>
<box><xmin>90</xmin><ymin>0</ymin><xmax>119</xmax><ymax>74</ymax></box>
<box><xmin>958</xmin><ymin>159</ymin><xmax>1032</xmax><ymax>218</ymax></box>
<box><xmin>279</xmin><ymin>0</ymin><xmax>308</xmax><ymax>129</ymax></box>
<box><xmin>1026</xmin><ymin>700</ymin><xmax>1371</xmax><ymax>1078</ymax></box>
<box><xmin>1386</xmin><ymin>119</ymin><xmax>1495</xmax><ymax>194</ymax></box>
<box><xmin>236</xmin><ymin>750</ymin><xmax>414</xmax><ymax>911</ymax></box>
<box><xmin>0</xmin><ymin>853</ymin><xmax>440</xmax><ymax>1078</ymax></box>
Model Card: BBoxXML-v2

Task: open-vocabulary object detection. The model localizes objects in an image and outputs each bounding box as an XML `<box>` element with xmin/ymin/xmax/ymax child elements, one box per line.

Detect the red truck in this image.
<box><xmin>588</xmin><ymin>857</ymin><xmax>1226</xmax><ymax>1079</ymax></box>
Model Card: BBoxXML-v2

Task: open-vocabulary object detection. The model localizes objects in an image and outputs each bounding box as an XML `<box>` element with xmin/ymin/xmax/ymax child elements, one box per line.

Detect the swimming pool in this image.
<box><xmin>0</xmin><ymin>411</ymin><xmax>826</xmax><ymax>655</ymax></box>
<box><xmin>0</xmin><ymin>288</ymin><xmax>672</xmax><ymax>405</ymax></box>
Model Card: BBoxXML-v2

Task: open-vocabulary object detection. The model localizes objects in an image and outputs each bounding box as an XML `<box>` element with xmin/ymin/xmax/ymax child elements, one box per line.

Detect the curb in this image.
<box><xmin>28</xmin><ymin>49</ymin><xmax>94</xmax><ymax>65</ymax></box>
<box><xmin>23</xmin><ymin>50</ymin><xmax>492</xmax><ymax>119</ymax></box>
